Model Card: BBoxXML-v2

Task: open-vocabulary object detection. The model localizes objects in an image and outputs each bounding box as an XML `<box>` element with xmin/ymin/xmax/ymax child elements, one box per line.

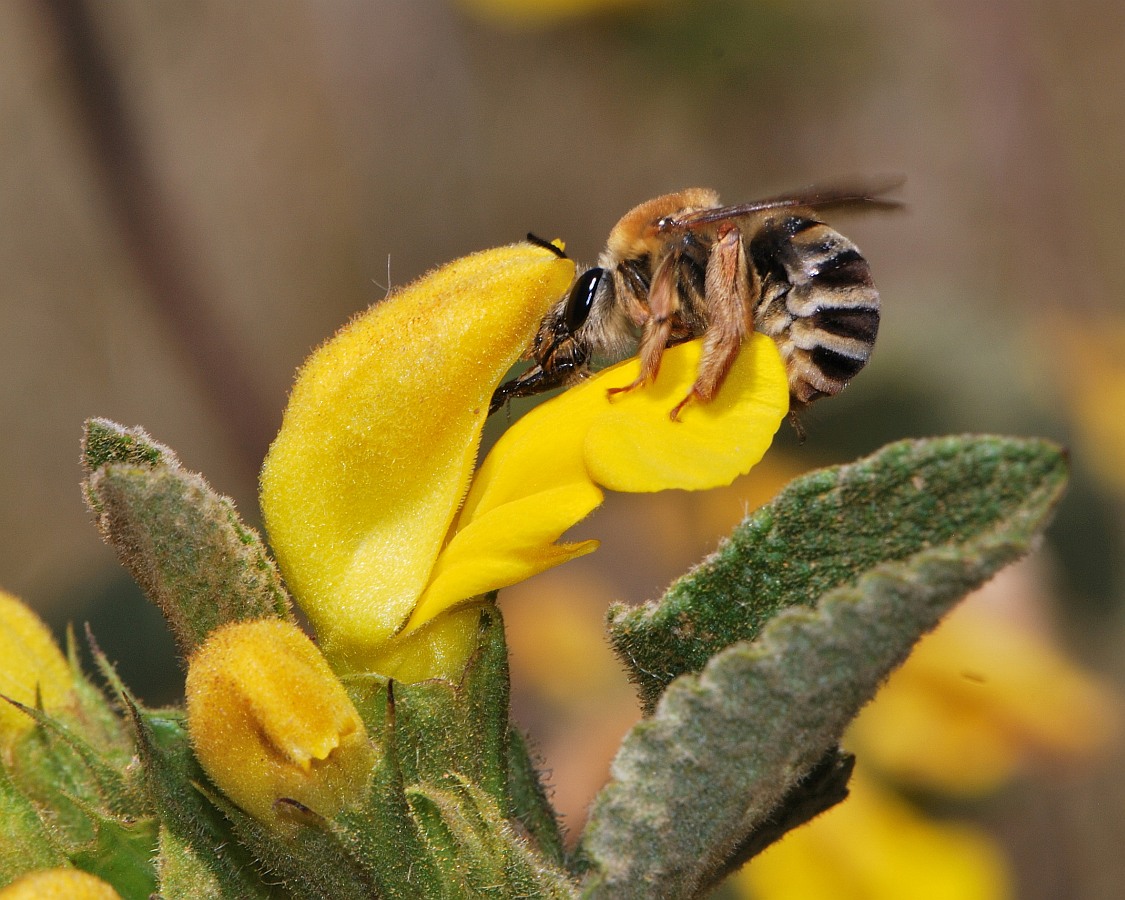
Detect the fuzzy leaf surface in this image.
<box><xmin>609</xmin><ymin>435</ymin><xmax>1069</xmax><ymax>710</ymax></box>
<box><xmin>82</xmin><ymin>419</ymin><xmax>292</xmax><ymax>656</ymax></box>
<box><xmin>582</xmin><ymin>435</ymin><xmax>1067</xmax><ymax>897</ymax></box>
<box><xmin>0</xmin><ymin>767</ymin><xmax>67</xmax><ymax>883</ymax></box>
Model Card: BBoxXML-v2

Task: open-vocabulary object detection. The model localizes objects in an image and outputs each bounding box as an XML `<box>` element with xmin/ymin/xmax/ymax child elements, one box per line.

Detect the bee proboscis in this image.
<box><xmin>492</xmin><ymin>178</ymin><xmax>901</xmax><ymax>422</ymax></box>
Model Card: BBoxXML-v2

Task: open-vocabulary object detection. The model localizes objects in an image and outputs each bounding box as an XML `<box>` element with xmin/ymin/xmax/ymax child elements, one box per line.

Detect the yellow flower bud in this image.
<box><xmin>0</xmin><ymin>868</ymin><xmax>122</xmax><ymax>900</ymax></box>
<box><xmin>185</xmin><ymin>619</ymin><xmax>376</xmax><ymax>829</ymax></box>
<box><xmin>0</xmin><ymin>590</ymin><xmax>75</xmax><ymax>747</ymax></box>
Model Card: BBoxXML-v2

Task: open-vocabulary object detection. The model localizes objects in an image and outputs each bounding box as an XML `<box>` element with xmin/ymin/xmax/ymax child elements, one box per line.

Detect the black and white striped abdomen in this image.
<box><xmin>749</xmin><ymin>215</ymin><xmax>880</xmax><ymax>405</ymax></box>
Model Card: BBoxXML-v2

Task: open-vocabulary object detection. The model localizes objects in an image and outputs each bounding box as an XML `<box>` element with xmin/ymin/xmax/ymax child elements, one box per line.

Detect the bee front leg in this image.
<box><xmin>607</xmin><ymin>252</ymin><xmax>680</xmax><ymax>400</ymax></box>
<box><xmin>670</xmin><ymin>224</ymin><xmax>755</xmax><ymax>420</ymax></box>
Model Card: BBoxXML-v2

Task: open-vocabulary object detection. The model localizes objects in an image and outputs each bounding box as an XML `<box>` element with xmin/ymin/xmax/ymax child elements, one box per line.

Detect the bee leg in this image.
<box><xmin>607</xmin><ymin>252</ymin><xmax>680</xmax><ymax>399</ymax></box>
<box><xmin>670</xmin><ymin>225</ymin><xmax>755</xmax><ymax>420</ymax></box>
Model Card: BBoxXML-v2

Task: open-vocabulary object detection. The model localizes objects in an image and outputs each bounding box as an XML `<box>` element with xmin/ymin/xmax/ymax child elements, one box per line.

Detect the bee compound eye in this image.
<box><xmin>563</xmin><ymin>267</ymin><xmax>604</xmax><ymax>333</ymax></box>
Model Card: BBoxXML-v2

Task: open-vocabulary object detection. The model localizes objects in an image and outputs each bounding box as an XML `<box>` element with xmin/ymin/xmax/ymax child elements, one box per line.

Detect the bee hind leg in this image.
<box><xmin>670</xmin><ymin>225</ymin><xmax>754</xmax><ymax>420</ymax></box>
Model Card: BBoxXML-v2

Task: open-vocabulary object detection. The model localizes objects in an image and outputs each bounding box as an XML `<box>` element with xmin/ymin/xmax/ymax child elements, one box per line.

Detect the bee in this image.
<box><xmin>491</xmin><ymin>178</ymin><xmax>901</xmax><ymax>421</ymax></box>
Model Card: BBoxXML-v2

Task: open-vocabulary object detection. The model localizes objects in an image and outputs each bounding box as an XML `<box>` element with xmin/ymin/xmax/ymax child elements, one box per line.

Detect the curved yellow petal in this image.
<box><xmin>402</xmin><ymin>332</ymin><xmax>788</xmax><ymax>633</ymax></box>
<box><xmin>584</xmin><ymin>333</ymin><xmax>788</xmax><ymax>492</ymax></box>
<box><xmin>407</xmin><ymin>483</ymin><xmax>602</xmax><ymax>633</ymax></box>
<box><xmin>260</xmin><ymin>244</ymin><xmax>574</xmax><ymax>670</ymax></box>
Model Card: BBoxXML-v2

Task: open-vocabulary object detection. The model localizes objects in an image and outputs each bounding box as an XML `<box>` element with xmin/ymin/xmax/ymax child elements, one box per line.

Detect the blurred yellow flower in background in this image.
<box><xmin>848</xmin><ymin>563</ymin><xmax>1117</xmax><ymax>797</ymax></box>
<box><xmin>457</xmin><ymin>0</ymin><xmax>653</xmax><ymax>29</ymax></box>
<box><xmin>734</xmin><ymin>766</ymin><xmax>1011</xmax><ymax>900</ymax></box>
<box><xmin>1042</xmin><ymin>315</ymin><xmax>1125</xmax><ymax>497</ymax></box>
<box><xmin>730</xmin><ymin>561</ymin><xmax>1116</xmax><ymax>899</ymax></box>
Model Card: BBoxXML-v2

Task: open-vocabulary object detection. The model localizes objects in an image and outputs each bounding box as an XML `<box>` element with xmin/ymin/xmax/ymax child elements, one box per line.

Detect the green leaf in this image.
<box><xmin>126</xmin><ymin>700</ymin><xmax>272</xmax><ymax>898</ymax></box>
<box><xmin>345</xmin><ymin>607</ymin><xmax>512</xmax><ymax>804</ymax></box>
<box><xmin>5</xmin><ymin>698</ymin><xmax>148</xmax><ymax>835</ymax></box>
<box><xmin>506</xmin><ymin>726</ymin><xmax>566</xmax><ymax>868</ymax></box>
<box><xmin>0</xmin><ymin>767</ymin><xmax>67</xmax><ymax>884</ymax></box>
<box><xmin>338</xmin><ymin>607</ymin><xmax>573</xmax><ymax>897</ymax></box>
<box><xmin>83</xmin><ymin>417</ymin><xmax>166</xmax><ymax>471</ymax></box>
<box><xmin>581</xmin><ymin>435</ymin><xmax>1068</xmax><ymax>898</ymax></box>
<box><xmin>609</xmin><ymin>435</ymin><xmax>1069</xmax><ymax>710</ymax></box>
<box><xmin>212</xmin><ymin>793</ymin><xmax>376</xmax><ymax>900</ymax></box>
<box><xmin>156</xmin><ymin>826</ymin><xmax>227</xmax><ymax>900</ymax></box>
<box><xmin>82</xmin><ymin>419</ymin><xmax>292</xmax><ymax>656</ymax></box>
<box><xmin>69</xmin><ymin>810</ymin><xmax>159</xmax><ymax>900</ymax></box>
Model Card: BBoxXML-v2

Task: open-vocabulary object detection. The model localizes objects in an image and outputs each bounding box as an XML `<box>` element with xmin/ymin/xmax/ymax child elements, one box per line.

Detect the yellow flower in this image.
<box><xmin>1039</xmin><ymin>315</ymin><xmax>1125</xmax><ymax>495</ymax></box>
<box><xmin>457</xmin><ymin>0</ymin><xmax>653</xmax><ymax>29</ymax></box>
<box><xmin>733</xmin><ymin>767</ymin><xmax>1011</xmax><ymax>900</ymax></box>
<box><xmin>0</xmin><ymin>868</ymin><xmax>121</xmax><ymax>900</ymax></box>
<box><xmin>185</xmin><ymin>619</ymin><xmax>376</xmax><ymax>830</ymax></box>
<box><xmin>0</xmin><ymin>590</ymin><xmax>76</xmax><ymax>749</ymax></box>
<box><xmin>261</xmin><ymin>241</ymin><xmax>788</xmax><ymax>681</ymax></box>
<box><xmin>846</xmin><ymin>572</ymin><xmax>1117</xmax><ymax>796</ymax></box>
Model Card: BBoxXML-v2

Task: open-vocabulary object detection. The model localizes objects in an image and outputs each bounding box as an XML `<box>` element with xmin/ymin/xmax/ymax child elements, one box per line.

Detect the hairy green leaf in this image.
<box><xmin>82</xmin><ymin>419</ymin><xmax>292</xmax><ymax>656</ymax></box>
<box><xmin>127</xmin><ymin>700</ymin><xmax>272</xmax><ymax>898</ymax></box>
<box><xmin>609</xmin><ymin>435</ymin><xmax>1068</xmax><ymax>710</ymax></box>
<box><xmin>582</xmin><ymin>436</ymin><xmax>1067</xmax><ymax>897</ymax></box>
<box><xmin>0</xmin><ymin>767</ymin><xmax>67</xmax><ymax>884</ymax></box>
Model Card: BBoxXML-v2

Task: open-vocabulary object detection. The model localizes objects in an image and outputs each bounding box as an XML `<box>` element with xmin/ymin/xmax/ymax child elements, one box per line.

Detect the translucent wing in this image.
<box><xmin>659</xmin><ymin>175</ymin><xmax>905</xmax><ymax>231</ymax></box>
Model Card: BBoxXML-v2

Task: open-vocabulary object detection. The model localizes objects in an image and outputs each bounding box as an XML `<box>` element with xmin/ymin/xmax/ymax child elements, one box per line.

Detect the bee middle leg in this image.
<box><xmin>607</xmin><ymin>252</ymin><xmax>680</xmax><ymax>399</ymax></box>
<box><xmin>670</xmin><ymin>224</ymin><xmax>755</xmax><ymax>420</ymax></box>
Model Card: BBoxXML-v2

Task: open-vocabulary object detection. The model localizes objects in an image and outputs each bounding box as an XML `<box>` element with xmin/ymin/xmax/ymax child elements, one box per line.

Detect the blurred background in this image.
<box><xmin>2</xmin><ymin>0</ymin><xmax>1123</xmax><ymax>896</ymax></box>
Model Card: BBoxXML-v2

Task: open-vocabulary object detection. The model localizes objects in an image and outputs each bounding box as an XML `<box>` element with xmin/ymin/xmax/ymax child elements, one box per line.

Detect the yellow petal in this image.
<box><xmin>734</xmin><ymin>769</ymin><xmax>1011</xmax><ymax>900</ymax></box>
<box><xmin>260</xmin><ymin>244</ymin><xmax>574</xmax><ymax>671</ymax></box>
<box><xmin>356</xmin><ymin>606</ymin><xmax>486</xmax><ymax>684</ymax></box>
<box><xmin>0</xmin><ymin>590</ymin><xmax>75</xmax><ymax>747</ymax></box>
<box><xmin>407</xmin><ymin>483</ymin><xmax>601</xmax><ymax>633</ymax></box>
<box><xmin>0</xmin><ymin>869</ymin><xmax>121</xmax><ymax>900</ymax></box>
<box><xmin>400</xmin><ymin>332</ymin><xmax>788</xmax><ymax>635</ymax></box>
<box><xmin>583</xmin><ymin>333</ymin><xmax>789</xmax><ymax>492</ymax></box>
<box><xmin>185</xmin><ymin>619</ymin><xmax>376</xmax><ymax>830</ymax></box>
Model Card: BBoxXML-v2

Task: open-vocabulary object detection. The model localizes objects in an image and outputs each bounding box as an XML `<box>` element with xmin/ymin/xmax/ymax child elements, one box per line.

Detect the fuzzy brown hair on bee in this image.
<box><xmin>491</xmin><ymin>178</ymin><xmax>901</xmax><ymax>421</ymax></box>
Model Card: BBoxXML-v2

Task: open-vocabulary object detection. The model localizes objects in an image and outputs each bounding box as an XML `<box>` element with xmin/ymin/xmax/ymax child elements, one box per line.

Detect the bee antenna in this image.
<box><xmin>526</xmin><ymin>232</ymin><xmax>568</xmax><ymax>259</ymax></box>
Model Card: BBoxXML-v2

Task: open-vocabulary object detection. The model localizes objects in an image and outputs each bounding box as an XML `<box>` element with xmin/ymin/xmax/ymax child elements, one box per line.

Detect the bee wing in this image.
<box><xmin>661</xmin><ymin>175</ymin><xmax>905</xmax><ymax>231</ymax></box>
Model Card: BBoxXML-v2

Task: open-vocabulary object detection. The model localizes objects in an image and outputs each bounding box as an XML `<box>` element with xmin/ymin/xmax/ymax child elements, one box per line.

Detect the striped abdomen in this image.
<box><xmin>749</xmin><ymin>215</ymin><xmax>880</xmax><ymax>405</ymax></box>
